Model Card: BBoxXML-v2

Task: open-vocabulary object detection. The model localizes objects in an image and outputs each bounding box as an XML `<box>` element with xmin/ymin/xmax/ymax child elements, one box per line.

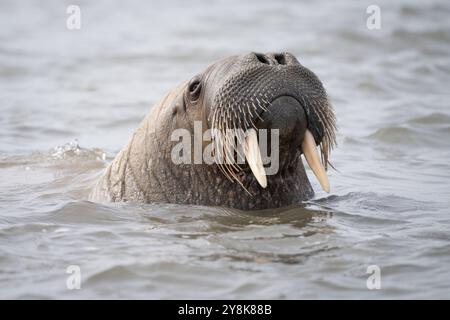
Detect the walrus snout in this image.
<box><xmin>205</xmin><ymin>52</ymin><xmax>336</xmax><ymax>194</ymax></box>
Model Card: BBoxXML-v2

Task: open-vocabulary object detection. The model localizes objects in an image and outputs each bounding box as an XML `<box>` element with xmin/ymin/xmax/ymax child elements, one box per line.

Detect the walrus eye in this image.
<box><xmin>188</xmin><ymin>77</ymin><xmax>201</xmax><ymax>101</ymax></box>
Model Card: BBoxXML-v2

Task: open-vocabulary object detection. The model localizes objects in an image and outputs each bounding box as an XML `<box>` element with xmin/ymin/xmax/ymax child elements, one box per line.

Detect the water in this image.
<box><xmin>1</xmin><ymin>0</ymin><xmax>450</xmax><ymax>299</ymax></box>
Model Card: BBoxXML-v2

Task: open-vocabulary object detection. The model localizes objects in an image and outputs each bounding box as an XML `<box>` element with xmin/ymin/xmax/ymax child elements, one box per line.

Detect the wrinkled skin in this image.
<box><xmin>90</xmin><ymin>52</ymin><xmax>336</xmax><ymax>210</ymax></box>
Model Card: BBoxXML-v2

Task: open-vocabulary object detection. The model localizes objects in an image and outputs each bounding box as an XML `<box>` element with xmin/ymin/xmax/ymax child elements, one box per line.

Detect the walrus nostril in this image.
<box><xmin>274</xmin><ymin>53</ymin><xmax>286</xmax><ymax>65</ymax></box>
<box><xmin>255</xmin><ymin>53</ymin><xmax>270</xmax><ymax>65</ymax></box>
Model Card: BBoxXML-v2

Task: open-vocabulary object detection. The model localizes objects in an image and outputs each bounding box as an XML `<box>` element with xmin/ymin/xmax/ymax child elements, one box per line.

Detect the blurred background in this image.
<box><xmin>0</xmin><ymin>0</ymin><xmax>449</xmax><ymax>299</ymax></box>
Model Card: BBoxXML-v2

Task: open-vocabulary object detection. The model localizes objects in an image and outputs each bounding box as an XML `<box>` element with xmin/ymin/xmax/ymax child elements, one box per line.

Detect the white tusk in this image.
<box><xmin>243</xmin><ymin>129</ymin><xmax>267</xmax><ymax>188</ymax></box>
<box><xmin>301</xmin><ymin>130</ymin><xmax>330</xmax><ymax>193</ymax></box>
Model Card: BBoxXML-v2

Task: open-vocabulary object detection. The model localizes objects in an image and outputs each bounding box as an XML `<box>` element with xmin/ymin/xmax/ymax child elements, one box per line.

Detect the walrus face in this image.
<box><xmin>180</xmin><ymin>52</ymin><xmax>336</xmax><ymax>196</ymax></box>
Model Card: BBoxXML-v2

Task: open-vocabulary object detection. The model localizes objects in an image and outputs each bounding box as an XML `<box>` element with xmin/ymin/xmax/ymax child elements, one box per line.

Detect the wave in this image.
<box><xmin>367</xmin><ymin>113</ymin><xmax>450</xmax><ymax>147</ymax></box>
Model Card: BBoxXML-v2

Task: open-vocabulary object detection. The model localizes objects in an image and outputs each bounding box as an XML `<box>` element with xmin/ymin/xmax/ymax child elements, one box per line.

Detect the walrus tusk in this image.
<box><xmin>301</xmin><ymin>130</ymin><xmax>330</xmax><ymax>193</ymax></box>
<box><xmin>243</xmin><ymin>129</ymin><xmax>267</xmax><ymax>188</ymax></box>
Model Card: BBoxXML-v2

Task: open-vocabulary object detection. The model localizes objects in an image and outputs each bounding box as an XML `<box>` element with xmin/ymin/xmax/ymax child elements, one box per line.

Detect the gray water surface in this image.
<box><xmin>1</xmin><ymin>0</ymin><xmax>450</xmax><ymax>299</ymax></box>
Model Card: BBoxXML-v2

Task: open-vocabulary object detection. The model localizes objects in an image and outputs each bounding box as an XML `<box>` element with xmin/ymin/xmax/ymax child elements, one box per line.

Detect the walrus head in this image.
<box><xmin>92</xmin><ymin>52</ymin><xmax>337</xmax><ymax>210</ymax></box>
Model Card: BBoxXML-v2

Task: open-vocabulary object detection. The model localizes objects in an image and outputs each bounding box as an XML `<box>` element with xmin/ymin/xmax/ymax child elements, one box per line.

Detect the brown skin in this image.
<box><xmin>90</xmin><ymin>52</ymin><xmax>336</xmax><ymax>210</ymax></box>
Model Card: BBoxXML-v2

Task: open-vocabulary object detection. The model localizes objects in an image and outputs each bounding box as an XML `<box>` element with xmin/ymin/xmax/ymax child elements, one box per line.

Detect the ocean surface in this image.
<box><xmin>1</xmin><ymin>0</ymin><xmax>450</xmax><ymax>299</ymax></box>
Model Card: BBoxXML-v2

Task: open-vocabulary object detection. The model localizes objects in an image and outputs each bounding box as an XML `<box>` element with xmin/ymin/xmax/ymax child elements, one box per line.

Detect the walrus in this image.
<box><xmin>90</xmin><ymin>52</ymin><xmax>336</xmax><ymax>210</ymax></box>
